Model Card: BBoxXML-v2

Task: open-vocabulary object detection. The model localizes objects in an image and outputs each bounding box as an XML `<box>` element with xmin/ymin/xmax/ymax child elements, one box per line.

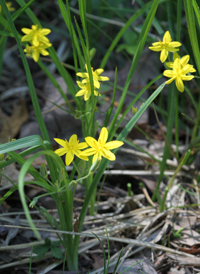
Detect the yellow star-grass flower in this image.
<box><xmin>24</xmin><ymin>42</ymin><xmax>52</xmax><ymax>62</ymax></box>
<box><xmin>54</xmin><ymin>135</ymin><xmax>89</xmax><ymax>166</ymax></box>
<box><xmin>21</xmin><ymin>25</ymin><xmax>51</xmax><ymax>47</ymax></box>
<box><xmin>81</xmin><ymin>127</ymin><xmax>124</xmax><ymax>163</ymax></box>
<box><xmin>0</xmin><ymin>2</ymin><xmax>15</xmax><ymax>13</ymax></box>
<box><xmin>77</xmin><ymin>65</ymin><xmax>109</xmax><ymax>89</ymax></box>
<box><xmin>149</xmin><ymin>31</ymin><xmax>181</xmax><ymax>63</ymax></box>
<box><xmin>76</xmin><ymin>81</ymin><xmax>101</xmax><ymax>101</ymax></box>
<box><xmin>166</xmin><ymin>53</ymin><xmax>196</xmax><ymax>73</ymax></box>
<box><xmin>163</xmin><ymin>58</ymin><xmax>195</xmax><ymax>92</ymax></box>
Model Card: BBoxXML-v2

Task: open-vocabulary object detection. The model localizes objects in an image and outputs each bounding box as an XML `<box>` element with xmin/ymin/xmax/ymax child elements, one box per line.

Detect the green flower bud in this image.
<box><xmin>29</xmin><ymin>197</ymin><xmax>38</xmax><ymax>208</ymax></box>
<box><xmin>40</xmin><ymin>164</ymin><xmax>47</xmax><ymax>178</ymax></box>
<box><xmin>89</xmin><ymin>157</ymin><xmax>101</xmax><ymax>174</ymax></box>
<box><xmin>132</xmin><ymin>107</ymin><xmax>137</xmax><ymax>115</ymax></box>
<box><xmin>89</xmin><ymin>48</ymin><xmax>96</xmax><ymax>61</ymax></box>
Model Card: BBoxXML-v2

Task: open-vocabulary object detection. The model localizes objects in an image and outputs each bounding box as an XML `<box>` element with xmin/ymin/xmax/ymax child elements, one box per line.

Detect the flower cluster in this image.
<box><xmin>0</xmin><ymin>2</ymin><xmax>15</xmax><ymax>13</ymax></box>
<box><xmin>149</xmin><ymin>31</ymin><xmax>195</xmax><ymax>92</ymax></box>
<box><xmin>76</xmin><ymin>65</ymin><xmax>109</xmax><ymax>101</ymax></box>
<box><xmin>21</xmin><ymin>25</ymin><xmax>51</xmax><ymax>62</ymax></box>
<box><xmin>54</xmin><ymin>127</ymin><xmax>123</xmax><ymax>166</ymax></box>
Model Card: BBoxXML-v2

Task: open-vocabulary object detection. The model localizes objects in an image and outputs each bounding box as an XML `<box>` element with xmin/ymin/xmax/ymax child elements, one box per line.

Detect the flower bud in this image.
<box><xmin>40</xmin><ymin>164</ymin><xmax>47</xmax><ymax>178</ymax></box>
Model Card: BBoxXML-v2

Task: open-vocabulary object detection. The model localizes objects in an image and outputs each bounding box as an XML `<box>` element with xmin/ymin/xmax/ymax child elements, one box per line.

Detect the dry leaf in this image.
<box><xmin>0</xmin><ymin>100</ymin><xmax>28</xmax><ymax>143</ymax></box>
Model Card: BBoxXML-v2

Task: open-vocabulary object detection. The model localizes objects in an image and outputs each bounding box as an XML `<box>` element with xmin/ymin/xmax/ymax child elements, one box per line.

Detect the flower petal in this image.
<box><xmin>95</xmin><ymin>68</ymin><xmax>104</xmax><ymax>75</ymax></box>
<box><xmin>40</xmin><ymin>49</ymin><xmax>49</xmax><ymax>56</ymax></box>
<box><xmin>152</xmin><ymin>42</ymin><xmax>161</xmax><ymax>46</ymax></box>
<box><xmin>32</xmin><ymin>36</ymin><xmax>39</xmax><ymax>46</ymax></box>
<box><xmin>40</xmin><ymin>29</ymin><xmax>51</xmax><ymax>35</ymax></box>
<box><xmin>38</xmin><ymin>36</ymin><xmax>50</xmax><ymax>44</ymax></box>
<box><xmin>149</xmin><ymin>46</ymin><xmax>162</xmax><ymax>52</ymax></box>
<box><xmin>102</xmin><ymin>148</ymin><xmax>116</xmax><ymax>161</ymax></box>
<box><xmin>181</xmin><ymin>55</ymin><xmax>189</xmax><ymax>66</ymax></box>
<box><xmin>69</xmin><ymin>134</ymin><xmax>77</xmax><ymax>146</ymax></box>
<box><xmin>174</xmin><ymin>58</ymin><xmax>181</xmax><ymax>70</ymax></box>
<box><xmin>97</xmin><ymin>76</ymin><xmax>109</xmax><ymax>81</ymax></box>
<box><xmin>77</xmin><ymin>72</ymin><xmax>89</xmax><ymax>78</ymax></box>
<box><xmin>181</xmin><ymin>64</ymin><xmax>193</xmax><ymax>75</ymax></box>
<box><xmin>104</xmin><ymin>140</ymin><xmax>124</xmax><ymax>150</ymax></box>
<box><xmin>94</xmin><ymin>90</ymin><xmax>101</xmax><ymax>97</ymax></box>
<box><xmin>73</xmin><ymin>149</ymin><xmax>89</xmax><ymax>161</ymax></box>
<box><xmin>54</xmin><ymin>138</ymin><xmax>66</xmax><ymax>147</ymax></box>
<box><xmin>173</xmin><ymin>52</ymin><xmax>179</xmax><ymax>61</ymax></box>
<box><xmin>65</xmin><ymin>151</ymin><xmax>74</xmax><ymax>166</ymax></box>
<box><xmin>21</xmin><ymin>28</ymin><xmax>31</xmax><ymax>34</ymax></box>
<box><xmin>98</xmin><ymin>127</ymin><xmax>108</xmax><ymax>145</ymax></box>
<box><xmin>75</xmin><ymin>90</ymin><xmax>85</xmax><ymax>97</ymax></box>
<box><xmin>165</xmin><ymin>62</ymin><xmax>173</xmax><ymax>68</ymax></box>
<box><xmin>181</xmin><ymin>75</ymin><xmax>194</xmax><ymax>81</ymax></box>
<box><xmin>165</xmin><ymin>76</ymin><xmax>176</xmax><ymax>84</ymax></box>
<box><xmin>175</xmin><ymin>77</ymin><xmax>184</xmax><ymax>92</ymax></box>
<box><xmin>32</xmin><ymin>51</ymin><xmax>39</xmax><ymax>62</ymax></box>
<box><xmin>160</xmin><ymin>49</ymin><xmax>168</xmax><ymax>63</ymax></box>
<box><xmin>21</xmin><ymin>33</ymin><xmax>34</xmax><ymax>42</ymax></box>
<box><xmin>81</xmin><ymin>148</ymin><xmax>96</xmax><ymax>156</ymax></box>
<box><xmin>163</xmin><ymin>70</ymin><xmax>174</xmax><ymax>78</ymax></box>
<box><xmin>77</xmin><ymin>142</ymin><xmax>88</xmax><ymax>149</ymax></box>
<box><xmin>54</xmin><ymin>147</ymin><xmax>67</xmax><ymax>156</ymax></box>
<box><xmin>93</xmin><ymin>79</ymin><xmax>100</xmax><ymax>89</ymax></box>
<box><xmin>92</xmin><ymin>152</ymin><xmax>102</xmax><ymax>163</ymax></box>
<box><xmin>85</xmin><ymin>137</ymin><xmax>99</xmax><ymax>148</ymax></box>
<box><xmin>189</xmin><ymin>67</ymin><xmax>196</xmax><ymax>73</ymax></box>
<box><xmin>163</xmin><ymin>31</ymin><xmax>171</xmax><ymax>43</ymax></box>
<box><xmin>84</xmin><ymin>90</ymin><xmax>90</xmax><ymax>101</ymax></box>
<box><xmin>169</xmin><ymin>41</ymin><xmax>182</xmax><ymax>47</ymax></box>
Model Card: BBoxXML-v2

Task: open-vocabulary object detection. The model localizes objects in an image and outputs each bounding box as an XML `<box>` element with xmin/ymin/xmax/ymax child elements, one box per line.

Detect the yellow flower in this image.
<box><xmin>81</xmin><ymin>127</ymin><xmax>124</xmax><ymax>163</ymax></box>
<box><xmin>21</xmin><ymin>25</ymin><xmax>51</xmax><ymax>47</ymax></box>
<box><xmin>76</xmin><ymin>81</ymin><xmax>101</xmax><ymax>101</ymax></box>
<box><xmin>24</xmin><ymin>43</ymin><xmax>52</xmax><ymax>62</ymax></box>
<box><xmin>0</xmin><ymin>2</ymin><xmax>15</xmax><ymax>13</ymax></box>
<box><xmin>77</xmin><ymin>65</ymin><xmax>109</xmax><ymax>89</ymax></box>
<box><xmin>163</xmin><ymin>58</ymin><xmax>195</xmax><ymax>92</ymax></box>
<box><xmin>166</xmin><ymin>53</ymin><xmax>196</xmax><ymax>73</ymax></box>
<box><xmin>54</xmin><ymin>135</ymin><xmax>89</xmax><ymax>166</ymax></box>
<box><xmin>149</xmin><ymin>31</ymin><xmax>181</xmax><ymax>63</ymax></box>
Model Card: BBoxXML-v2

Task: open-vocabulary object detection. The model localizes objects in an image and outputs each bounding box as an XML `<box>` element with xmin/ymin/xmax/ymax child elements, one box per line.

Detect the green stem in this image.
<box><xmin>160</xmin><ymin>150</ymin><xmax>191</xmax><ymax>211</ymax></box>
<box><xmin>152</xmin><ymin>86</ymin><xmax>175</xmax><ymax>203</ymax></box>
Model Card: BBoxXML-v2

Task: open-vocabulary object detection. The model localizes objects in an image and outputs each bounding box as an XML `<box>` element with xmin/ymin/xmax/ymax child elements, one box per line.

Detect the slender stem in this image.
<box><xmin>160</xmin><ymin>150</ymin><xmax>191</xmax><ymax>212</ymax></box>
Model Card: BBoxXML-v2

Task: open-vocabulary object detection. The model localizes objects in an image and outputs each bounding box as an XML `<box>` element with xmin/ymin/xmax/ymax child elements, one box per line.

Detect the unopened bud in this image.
<box><xmin>59</xmin><ymin>168</ymin><xmax>65</xmax><ymax>182</ymax></box>
<box><xmin>40</xmin><ymin>164</ymin><xmax>47</xmax><ymax>178</ymax></box>
<box><xmin>89</xmin><ymin>157</ymin><xmax>101</xmax><ymax>174</ymax></box>
<box><xmin>89</xmin><ymin>48</ymin><xmax>96</xmax><ymax>61</ymax></box>
<box><xmin>132</xmin><ymin>107</ymin><xmax>137</xmax><ymax>115</ymax></box>
<box><xmin>75</xmin><ymin>110</ymin><xmax>82</xmax><ymax>119</ymax></box>
<box><xmin>29</xmin><ymin>197</ymin><xmax>38</xmax><ymax>208</ymax></box>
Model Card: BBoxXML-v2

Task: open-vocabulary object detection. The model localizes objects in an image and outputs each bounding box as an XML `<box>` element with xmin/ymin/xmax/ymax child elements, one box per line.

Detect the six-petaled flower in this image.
<box><xmin>21</xmin><ymin>25</ymin><xmax>51</xmax><ymax>46</ymax></box>
<box><xmin>0</xmin><ymin>2</ymin><xmax>15</xmax><ymax>13</ymax></box>
<box><xmin>21</xmin><ymin>24</ymin><xmax>51</xmax><ymax>62</ymax></box>
<box><xmin>77</xmin><ymin>65</ymin><xmax>109</xmax><ymax>89</ymax></box>
<box><xmin>54</xmin><ymin>135</ymin><xmax>89</xmax><ymax>166</ymax></box>
<box><xmin>24</xmin><ymin>43</ymin><xmax>52</xmax><ymax>62</ymax></box>
<box><xmin>166</xmin><ymin>52</ymin><xmax>196</xmax><ymax>73</ymax></box>
<box><xmin>163</xmin><ymin>58</ymin><xmax>194</xmax><ymax>92</ymax></box>
<box><xmin>149</xmin><ymin>31</ymin><xmax>181</xmax><ymax>63</ymax></box>
<box><xmin>76</xmin><ymin>81</ymin><xmax>101</xmax><ymax>101</ymax></box>
<box><xmin>81</xmin><ymin>127</ymin><xmax>123</xmax><ymax>163</ymax></box>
